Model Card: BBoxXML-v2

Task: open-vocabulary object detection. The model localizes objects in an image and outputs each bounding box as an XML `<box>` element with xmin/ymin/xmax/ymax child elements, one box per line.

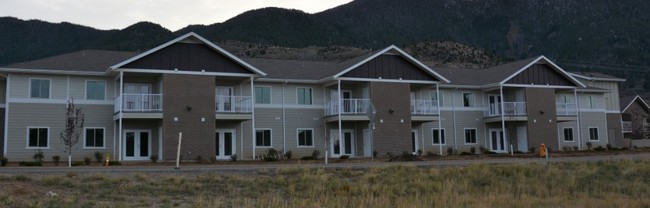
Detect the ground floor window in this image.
<box><xmin>85</xmin><ymin>128</ymin><xmax>105</xmax><ymax>148</ymax></box>
<box><xmin>28</xmin><ymin>127</ymin><xmax>48</xmax><ymax>148</ymax></box>
<box><xmin>432</xmin><ymin>128</ymin><xmax>445</xmax><ymax>145</ymax></box>
<box><xmin>297</xmin><ymin>129</ymin><xmax>313</xmax><ymax>147</ymax></box>
<box><xmin>563</xmin><ymin>128</ymin><xmax>574</xmax><ymax>142</ymax></box>
<box><xmin>256</xmin><ymin>129</ymin><xmax>272</xmax><ymax>147</ymax></box>
<box><xmin>464</xmin><ymin>128</ymin><xmax>477</xmax><ymax>144</ymax></box>
<box><xmin>589</xmin><ymin>127</ymin><xmax>599</xmax><ymax>141</ymax></box>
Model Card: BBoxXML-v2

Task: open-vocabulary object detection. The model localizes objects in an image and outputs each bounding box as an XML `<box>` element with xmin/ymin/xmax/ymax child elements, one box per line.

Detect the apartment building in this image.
<box><xmin>0</xmin><ymin>33</ymin><xmax>624</xmax><ymax>161</ymax></box>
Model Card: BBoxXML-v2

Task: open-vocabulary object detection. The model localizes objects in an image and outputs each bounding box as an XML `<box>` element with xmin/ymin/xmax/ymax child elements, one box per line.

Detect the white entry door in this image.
<box><xmin>489</xmin><ymin>129</ymin><xmax>506</xmax><ymax>153</ymax></box>
<box><xmin>216</xmin><ymin>87</ymin><xmax>234</xmax><ymax>112</ymax></box>
<box><xmin>517</xmin><ymin>126</ymin><xmax>528</xmax><ymax>152</ymax></box>
<box><xmin>330</xmin><ymin>129</ymin><xmax>354</xmax><ymax>157</ymax></box>
<box><xmin>411</xmin><ymin>130</ymin><xmax>419</xmax><ymax>153</ymax></box>
<box><xmin>124</xmin><ymin>130</ymin><xmax>151</xmax><ymax>160</ymax></box>
<box><xmin>215</xmin><ymin>129</ymin><xmax>236</xmax><ymax>160</ymax></box>
<box><xmin>363</xmin><ymin>129</ymin><xmax>371</xmax><ymax>157</ymax></box>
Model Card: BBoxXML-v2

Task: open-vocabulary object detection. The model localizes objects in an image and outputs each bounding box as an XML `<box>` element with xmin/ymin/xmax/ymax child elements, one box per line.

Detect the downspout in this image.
<box><xmin>437</xmin><ymin>83</ymin><xmax>442</xmax><ymax>155</ymax></box>
<box><xmin>3</xmin><ymin>74</ymin><xmax>10</xmax><ymax>156</ymax></box>
<box><xmin>240</xmin><ymin>84</ymin><xmax>244</xmax><ymax>157</ymax></box>
<box><xmin>500</xmin><ymin>85</ymin><xmax>507</xmax><ymax>153</ymax></box>
<box><xmin>250</xmin><ymin>77</ymin><xmax>256</xmax><ymax>159</ymax></box>
<box><xmin>452</xmin><ymin>86</ymin><xmax>458</xmax><ymax>150</ymax></box>
<box><xmin>282</xmin><ymin>81</ymin><xmax>287</xmax><ymax>152</ymax></box>
<box><xmin>118</xmin><ymin>71</ymin><xmax>123</xmax><ymax>161</ymax></box>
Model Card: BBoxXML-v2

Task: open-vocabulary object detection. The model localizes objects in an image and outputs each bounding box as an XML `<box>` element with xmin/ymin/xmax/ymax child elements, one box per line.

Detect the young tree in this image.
<box><xmin>60</xmin><ymin>98</ymin><xmax>85</xmax><ymax>167</ymax></box>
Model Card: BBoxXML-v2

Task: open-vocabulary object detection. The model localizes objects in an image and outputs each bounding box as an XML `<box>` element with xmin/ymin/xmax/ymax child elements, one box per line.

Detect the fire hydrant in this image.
<box><xmin>539</xmin><ymin>143</ymin><xmax>546</xmax><ymax>158</ymax></box>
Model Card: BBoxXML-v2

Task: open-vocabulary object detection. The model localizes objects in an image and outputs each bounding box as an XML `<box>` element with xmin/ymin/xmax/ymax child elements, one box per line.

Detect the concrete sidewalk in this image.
<box><xmin>1</xmin><ymin>152</ymin><xmax>649</xmax><ymax>175</ymax></box>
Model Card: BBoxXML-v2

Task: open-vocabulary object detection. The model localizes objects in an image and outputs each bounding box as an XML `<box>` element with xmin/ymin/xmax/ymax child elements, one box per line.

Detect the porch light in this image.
<box><xmin>186</xmin><ymin>106</ymin><xmax>192</xmax><ymax>112</ymax></box>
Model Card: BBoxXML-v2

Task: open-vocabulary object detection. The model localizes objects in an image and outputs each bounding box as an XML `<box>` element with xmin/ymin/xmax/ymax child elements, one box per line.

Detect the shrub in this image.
<box><xmin>562</xmin><ymin>146</ymin><xmax>572</xmax><ymax>152</ymax></box>
<box><xmin>606</xmin><ymin>144</ymin><xmax>614</xmax><ymax>150</ymax></box>
<box><xmin>459</xmin><ymin>152</ymin><xmax>472</xmax><ymax>156</ymax></box>
<box><xmin>417</xmin><ymin>149</ymin><xmax>423</xmax><ymax>156</ymax></box>
<box><xmin>19</xmin><ymin>161</ymin><xmax>42</xmax><ymax>166</ymax></box>
<box><xmin>529</xmin><ymin>146</ymin><xmax>536</xmax><ymax>153</ymax></box>
<box><xmin>311</xmin><ymin>150</ymin><xmax>320</xmax><ymax>159</ymax></box>
<box><xmin>389</xmin><ymin>151</ymin><xmax>421</xmax><ymax>162</ymax></box>
<box><xmin>386</xmin><ymin>152</ymin><xmax>394</xmax><ymax>158</ymax></box>
<box><xmin>263</xmin><ymin>148</ymin><xmax>282</xmax><ymax>161</ymax></box>
<box><xmin>284</xmin><ymin>151</ymin><xmax>292</xmax><ymax>160</ymax></box>
<box><xmin>339</xmin><ymin>155</ymin><xmax>350</xmax><ymax>160</ymax></box>
<box><xmin>447</xmin><ymin>147</ymin><xmax>454</xmax><ymax>155</ymax></box>
<box><xmin>594</xmin><ymin>146</ymin><xmax>606</xmax><ymax>151</ymax></box>
<box><xmin>84</xmin><ymin>157</ymin><xmax>92</xmax><ymax>165</ymax></box>
<box><xmin>0</xmin><ymin>157</ymin><xmax>7</xmax><ymax>167</ymax></box>
<box><xmin>195</xmin><ymin>155</ymin><xmax>204</xmax><ymax>163</ymax></box>
<box><xmin>586</xmin><ymin>142</ymin><xmax>593</xmax><ymax>151</ymax></box>
<box><xmin>573</xmin><ymin>146</ymin><xmax>579</xmax><ymax>151</ymax></box>
<box><xmin>52</xmin><ymin>155</ymin><xmax>61</xmax><ymax>166</ymax></box>
<box><xmin>150</xmin><ymin>154</ymin><xmax>158</xmax><ymax>163</ymax></box>
<box><xmin>426</xmin><ymin>151</ymin><xmax>436</xmax><ymax>157</ymax></box>
<box><xmin>622</xmin><ymin>147</ymin><xmax>630</xmax><ymax>150</ymax></box>
<box><xmin>372</xmin><ymin>150</ymin><xmax>378</xmax><ymax>158</ymax></box>
<box><xmin>33</xmin><ymin>150</ymin><xmax>44</xmax><ymax>163</ymax></box>
<box><xmin>94</xmin><ymin>151</ymin><xmax>103</xmax><ymax>163</ymax></box>
<box><xmin>72</xmin><ymin>161</ymin><xmax>86</xmax><ymax>166</ymax></box>
<box><xmin>470</xmin><ymin>147</ymin><xmax>476</xmax><ymax>154</ymax></box>
<box><xmin>479</xmin><ymin>146</ymin><xmax>486</xmax><ymax>153</ymax></box>
<box><xmin>230</xmin><ymin>154</ymin><xmax>237</xmax><ymax>162</ymax></box>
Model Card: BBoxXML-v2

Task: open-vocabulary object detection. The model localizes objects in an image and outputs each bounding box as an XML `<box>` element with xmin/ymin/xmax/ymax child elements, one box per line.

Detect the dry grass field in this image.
<box><xmin>1</xmin><ymin>160</ymin><xmax>650</xmax><ymax>207</ymax></box>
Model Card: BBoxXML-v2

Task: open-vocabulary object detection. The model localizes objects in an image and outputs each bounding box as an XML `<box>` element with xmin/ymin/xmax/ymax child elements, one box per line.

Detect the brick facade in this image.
<box><xmin>162</xmin><ymin>74</ymin><xmax>216</xmax><ymax>160</ymax></box>
<box><xmin>370</xmin><ymin>82</ymin><xmax>412</xmax><ymax>156</ymax></box>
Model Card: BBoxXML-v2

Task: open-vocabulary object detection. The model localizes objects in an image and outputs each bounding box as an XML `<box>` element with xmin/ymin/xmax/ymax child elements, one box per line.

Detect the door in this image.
<box><xmin>216</xmin><ymin>87</ymin><xmax>234</xmax><ymax>112</ymax></box>
<box><xmin>489</xmin><ymin>129</ymin><xmax>506</xmax><ymax>153</ymax></box>
<box><xmin>517</xmin><ymin>126</ymin><xmax>528</xmax><ymax>152</ymax></box>
<box><xmin>330</xmin><ymin>129</ymin><xmax>355</xmax><ymax>157</ymax></box>
<box><xmin>363</xmin><ymin>129</ymin><xmax>372</xmax><ymax>157</ymax></box>
<box><xmin>411</xmin><ymin>130</ymin><xmax>419</xmax><ymax>153</ymax></box>
<box><xmin>124</xmin><ymin>83</ymin><xmax>152</xmax><ymax>110</ymax></box>
<box><xmin>124</xmin><ymin>130</ymin><xmax>150</xmax><ymax>160</ymax></box>
<box><xmin>215</xmin><ymin>129</ymin><xmax>236</xmax><ymax>160</ymax></box>
<box><xmin>342</xmin><ymin>90</ymin><xmax>352</xmax><ymax>113</ymax></box>
<box><xmin>488</xmin><ymin>95</ymin><xmax>501</xmax><ymax>116</ymax></box>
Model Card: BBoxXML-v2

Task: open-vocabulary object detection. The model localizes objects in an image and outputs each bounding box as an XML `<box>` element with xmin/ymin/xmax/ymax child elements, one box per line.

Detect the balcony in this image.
<box><xmin>325</xmin><ymin>99</ymin><xmax>371</xmax><ymax>116</ymax></box>
<box><xmin>557</xmin><ymin>103</ymin><xmax>577</xmax><ymax>116</ymax></box>
<box><xmin>114</xmin><ymin>94</ymin><xmax>163</xmax><ymax>113</ymax></box>
<box><xmin>411</xmin><ymin>100</ymin><xmax>439</xmax><ymax>115</ymax></box>
<box><xmin>215</xmin><ymin>95</ymin><xmax>252</xmax><ymax>113</ymax></box>
<box><xmin>485</xmin><ymin>102</ymin><xmax>527</xmax><ymax>117</ymax></box>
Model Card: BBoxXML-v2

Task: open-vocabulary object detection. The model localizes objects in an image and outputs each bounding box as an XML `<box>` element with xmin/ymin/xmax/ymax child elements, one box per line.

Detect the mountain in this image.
<box><xmin>1</xmin><ymin>0</ymin><xmax>650</xmax><ymax>94</ymax></box>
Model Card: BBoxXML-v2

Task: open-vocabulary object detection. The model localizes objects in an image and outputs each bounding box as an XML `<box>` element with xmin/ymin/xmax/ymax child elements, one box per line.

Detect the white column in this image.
<box><xmin>118</xmin><ymin>71</ymin><xmax>124</xmax><ymax>161</ymax></box>
<box><xmin>337</xmin><ymin>79</ymin><xmax>343</xmax><ymax>157</ymax></box>
<box><xmin>499</xmin><ymin>86</ymin><xmax>507</xmax><ymax>152</ymax></box>
<box><xmin>250</xmin><ymin>77</ymin><xmax>256</xmax><ymax>159</ymax></box>
<box><xmin>574</xmin><ymin>88</ymin><xmax>582</xmax><ymax>150</ymax></box>
<box><xmin>437</xmin><ymin>83</ymin><xmax>442</xmax><ymax>155</ymax></box>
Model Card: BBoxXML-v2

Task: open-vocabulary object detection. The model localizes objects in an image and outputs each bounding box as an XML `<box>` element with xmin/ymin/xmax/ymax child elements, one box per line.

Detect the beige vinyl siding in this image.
<box><xmin>589</xmin><ymin>81</ymin><xmax>621</xmax><ymax>111</ymax></box>
<box><xmin>421</xmin><ymin>111</ymin><xmax>485</xmax><ymax>154</ymax></box>
<box><xmin>578</xmin><ymin>112</ymin><xmax>608</xmax><ymax>147</ymax></box>
<box><xmin>67</xmin><ymin>76</ymin><xmax>116</xmax><ymax>101</ymax></box>
<box><xmin>9</xmin><ymin>74</ymin><xmax>116</xmax><ymax>102</ymax></box>
<box><xmin>283</xmin><ymin>109</ymin><xmax>323</xmax><ymax>156</ymax></box>
<box><xmin>441</xmin><ymin>89</ymin><xmax>485</xmax><ymax>108</ymax></box>
<box><xmin>578</xmin><ymin>93</ymin><xmax>605</xmax><ymax>109</ymax></box>
<box><xmin>6</xmin><ymin>103</ymin><xmax>115</xmax><ymax>161</ymax></box>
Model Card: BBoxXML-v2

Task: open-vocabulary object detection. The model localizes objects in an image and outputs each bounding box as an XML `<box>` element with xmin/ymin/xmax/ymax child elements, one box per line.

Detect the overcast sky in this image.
<box><xmin>0</xmin><ymin>0</ymin><xmax>353</xmax><ymax>31</ymax></box>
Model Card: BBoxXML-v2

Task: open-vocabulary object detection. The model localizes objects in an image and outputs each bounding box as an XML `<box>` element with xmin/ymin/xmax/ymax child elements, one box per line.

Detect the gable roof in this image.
<box><xmin>329</xmin><ymin>45</ymin><xmax>450</xmax><ymax>83</ymax></box>
<box><xmin>109</xmin><ymin>32</ymin><xmax>266</xmax><ymax>76</ymax></box>
<box><xmin>622</xmin><ymin>95</ymin><xmax>650</xmax><ymax>112</ymax></box>
<box><xmin>0</xmin><ymin>50</ymin><xmax>137</xmax><ymax>74</ymax></box>
<box><xmin>499</xmin><ymin>56</ymin><xmax>585</xmax><ymax>87</ymax></box>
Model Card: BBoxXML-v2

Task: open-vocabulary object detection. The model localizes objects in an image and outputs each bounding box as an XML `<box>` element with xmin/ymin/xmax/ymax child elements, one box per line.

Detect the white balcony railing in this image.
<box><xmin>557</xmin><ymin>103</ymin><xmax>577</xmax><ymax>116</ymax></box>
<box><xmin>485</xmin><ymin>102</ymin><xmax>527</xmax><ymax>117</ymax></box>
<box><xmin>115</xmin><ymin>94</ymin><xmax>163</xmax><ymax>112</ymax></box>
<box><xmin>216</xmin><ymin>95</ymin><xmax>252</xmax><ymax>113</ymax></box>
<box><xmin>325</xmin><ymin>99</ymin><xmax>371</xmax><ymax>116</ymax></box>
<box><xmin>623</xmin><ymin>121</ymin><xmax>632</xmax><ymax>133</ymax></box>
<box><xmin>411</xmin><ymin>100</ymin><xmax>439</xmax><ymax>115</ymax></box>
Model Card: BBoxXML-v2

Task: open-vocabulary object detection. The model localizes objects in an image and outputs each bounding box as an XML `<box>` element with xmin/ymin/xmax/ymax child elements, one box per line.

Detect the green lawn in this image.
<box><xmin>1</xmin><ymin>160</ymin><xmax>650</xmax><ymax>207</ymax></box>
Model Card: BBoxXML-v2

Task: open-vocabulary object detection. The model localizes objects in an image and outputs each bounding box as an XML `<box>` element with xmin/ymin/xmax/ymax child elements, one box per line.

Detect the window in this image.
<box><xmin>432</xmin><ymin>128</ymin><xmax>445</xmax><ymax>145</ymax></box>
<box><xmin>297</xmin><ymin>88</ymin><xmax>312</xmax><ymax>105</ymax></box>
<box><xmin>86</xmin><ymin>80</ymin><xmax>106</xmax><ymax>100</ymax></box>
<box><xmin>297</xmin><ymin>129</ymin><xmax>313</xmax><ymax>147</ymax></box>
<box><xmin>256</xmin><ymin>129</ymin><xmax>272</xmax><ymax>147</ymax></box>
<box><xmin>432</xmin><ymin>91</ymin><xmax>443</xmax><ymax>106</ymax></box>
<box><xmin>589</xmin><ymin>127</ymin><xmax>599</xmax><ymax>141</ymax></box>
<box><xmin>27</xmin><ymin>127</ymin><xmax>48</xmax><ymax>148</ymax></box>
<box><xmin>30</xmin><ymin>79</ymin><xmax>50</xmax><ymax>98</ymax></box>
<box><xmin>255</xmin><ymin>87</ymin><xmax>271</xmax><ymax>104</ymax></box>
<box><xmin>588</xmin><ymin>96</ymin><xmax>595</xmax><ymax>109</ymax></box>
<box><xmin>464</xmin><ymin>129</ymin><xmax>477</xmax><ymax>144</ymax></box>
<box><xmin>463</xmin><ymin>92</ymin><xmax>475</xmax><ymax>107</ymax></box>
<box><xmin>85</xmin><ymin>128</ymin><xmax>105</xmax><ymax>148</ymax></box>
<box><xmin>563</xmin><ymin>128</ymin><xmax>574</xmax><ymax>142</ymax></box>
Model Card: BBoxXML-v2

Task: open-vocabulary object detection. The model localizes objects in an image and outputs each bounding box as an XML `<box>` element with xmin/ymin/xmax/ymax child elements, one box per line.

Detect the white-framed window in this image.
<box><xmin>84</xmin><ymin>127</ymin><xmax>105</xmax><ymax>148</ymax></box>
<box><xmin>297</xmin><ymin>87</ymin><xmax>313</xmax><ymax>105</ymax></box>
<box><xmin>255</xmin><ymin>86</ymin><xmax>271</xmax><ymax>104</ymax></box>
<box><xmin>255</xmin><ymin>129</ymin><xmax>272</xmax><ymax>147</ymax></box>
<box><xmin>27</xmin><ymin>127</ymin><xmax>49</xmax><ymax>148</ymax></box>
<box><xmin>563</xmin><ymin>128</ymin><xmax>574</xmax><ymax>142</ymax></box>
<box><xmin>589</xmin><ymin>127</ymin><xmax>599</xmax><ymax>141</ymax></box>
<box><xmin>462</xmin><ymin>92</ymin><xmax>475</xmax><ymax>107</ymax></box>
<box><xmin>432</xmin><ymin>128</ymin><xmax>445</xmax><ymax>145</ymax></box>
<box><xmin>588</xmin><ymin>96</ymin><xmax>595</xmax><ymax>109</ymax></box>
<box><xmin>86</xmin><ymin>80</ymin><xmax>106</xmax><ymax>100</ymax></box>
<box><xmin>432</xmin><ymin>91</ymin><xmax>443</xmax><ymax>107</ymax></box>
<box><xmin>30</xmin><ymin>78</ymin><xmax>50</xmax><ymax>99</ymax></box>
<box><xmin>464</xmin><ymin>128</ymin><xmax>477</xmax><ymax>144</ymax></box>
<box><xmin>297</xmin><ymin>128</ymin><xmax>314</xmax><ymax>147</ymax></box>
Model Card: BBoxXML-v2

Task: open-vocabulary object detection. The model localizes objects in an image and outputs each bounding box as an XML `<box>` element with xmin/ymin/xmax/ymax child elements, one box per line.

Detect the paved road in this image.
<box><xmin>1</xmin><ymin>153</ymin><xmax>649</xmax><ymax>175</ymax></box>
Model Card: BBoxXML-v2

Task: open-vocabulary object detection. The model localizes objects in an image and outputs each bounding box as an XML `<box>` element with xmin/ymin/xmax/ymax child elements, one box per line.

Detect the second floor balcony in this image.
<box><xmin>325</xmin><ymin>99</ymin><xmax>371</xmax><ymax>116</ymax></box>
<box><xmin>216</xmin><ymin>95</ymin><xmax>252</xmax><ymax>113</ymax></box>
<box><xmin>411</xmin><ymin>100</ymin><xmax>439</xmax><ymax>115</ymax></box>
<box><xmin>485</xmin><ymin>102</ymin><xmax>527</xmax><ymax>117</ymax></box>
<box><xmin>556</xmin><ymin>103</ymin><xmax>578</xmax><ymax>116</ymax></box>
<box><xmin>115</xmin><ymin>94</ymin><xmax>163</xmax><ymax>113</ymax></box>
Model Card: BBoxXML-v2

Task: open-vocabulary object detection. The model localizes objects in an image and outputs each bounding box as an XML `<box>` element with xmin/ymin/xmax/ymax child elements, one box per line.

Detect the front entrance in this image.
<box><xmin>489</xmin><ymin>129</ymin><xmax>506</xmax><ymax>153</ymax></box>
<box><xmin>411</xmin><ymin>130</ymin><xmax>419</xmax><ymax>153</ymax></box>
<box><xmin>124</xmin><ymin>130</ymin><xmax>151</xmax><ymax>160</ymax></box>
<box><xmin>331</xmin><ymin>129</ymin><xmax>355</xmax><ymax>157</ymax></box>
<box><xmin>215</xmin><ymin>129</ymin><xmax>236</xmax><ymax>160</ymax></box>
